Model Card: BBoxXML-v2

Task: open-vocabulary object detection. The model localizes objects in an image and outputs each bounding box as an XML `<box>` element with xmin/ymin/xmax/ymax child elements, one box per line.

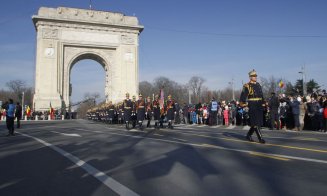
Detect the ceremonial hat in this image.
<box><xmin>248</xmin><ymin>69</ymin><xmax>257</xmax><ymax>77</ymax></box>
<box><xmin>126</xmin><ymin>92</ymin><xmax>130</xmax><ymax>96</ymax></box>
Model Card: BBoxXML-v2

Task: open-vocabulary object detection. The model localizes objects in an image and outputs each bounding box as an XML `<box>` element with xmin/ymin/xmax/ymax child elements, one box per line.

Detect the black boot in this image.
<box><xmin>147</xmin><ymin>120</ymin><xmax>151</xmax><ymax>128</ymax></box>
<box><xmin>255</xmin><ymin>127</ymin><xmax>265</xmax><ymax>144</ymax></box>
<box><xmin>246</xmin><ymin>127</ymin><xmax>254</xmax><ymax>142</ymax></box>
<box><xmin>126</xmin><ymin>122</ymin><xmax>129</xmax><ymax>130</ymax></box>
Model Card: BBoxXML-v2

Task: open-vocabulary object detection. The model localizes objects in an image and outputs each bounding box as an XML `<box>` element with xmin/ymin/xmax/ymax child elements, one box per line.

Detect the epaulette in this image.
<box><xmin>243</xmin><ymin>83</ymin><xmax>249</xmax><ymax>89</ymax></box>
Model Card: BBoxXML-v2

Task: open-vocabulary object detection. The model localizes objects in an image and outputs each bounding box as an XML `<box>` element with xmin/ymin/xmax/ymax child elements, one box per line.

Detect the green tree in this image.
<box><xmin>294</xmin><ymin>79</ymin><xmax>320</xmax><ymax>95</ymax></box>
<box><xmin>306</xmin><ymin>79</ymin><xmax>320</xmax><ymax>94</ymax></box>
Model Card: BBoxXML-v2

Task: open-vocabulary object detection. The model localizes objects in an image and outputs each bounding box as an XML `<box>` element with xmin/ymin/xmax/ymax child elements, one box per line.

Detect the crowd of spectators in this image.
<box><xmin>180</xmin><ymin>91</ymin><xmax>327</xmax><ymax>132</ymax></box>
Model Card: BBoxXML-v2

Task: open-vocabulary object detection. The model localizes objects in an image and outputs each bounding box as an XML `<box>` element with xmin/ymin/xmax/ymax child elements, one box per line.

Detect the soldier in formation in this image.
<box><xmin>87</xmin><ymin>92</ymin><xmax>178</xmax><ymax>130</ymax></box>
<box><xmin>165</xmin><ymin>95</ymin><xmax>176</xmax><ymax>129</ymax></box>
<box><xmin>146</xmin><ymin>96</ymin><xmax>153</xmax><ymax>128</ymax></box>
<box><xmin>153</xmin><ymin>94</ymin><xmax>161</xmax><ymax>129</ymax></box>
<box><xmin>122</xmin><ymin>93</ymin><xmax>133</xmax><ymax>129</ymax></box>
<box><xmin>136</xmin><ymin>94</ymin><xmax>146</xmax><ymax>129</ymax></box>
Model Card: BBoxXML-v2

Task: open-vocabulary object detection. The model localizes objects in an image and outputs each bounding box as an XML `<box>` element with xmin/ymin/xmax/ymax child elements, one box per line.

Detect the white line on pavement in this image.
<box><xmin>50</xmin><ymin>131</ymin><xmax>82</xmax><ymax>137</ymax></box>
<box><xmin>18</xmin><ymin>132</ymin><xmax>139</xmax><ymax>196</ymax></box>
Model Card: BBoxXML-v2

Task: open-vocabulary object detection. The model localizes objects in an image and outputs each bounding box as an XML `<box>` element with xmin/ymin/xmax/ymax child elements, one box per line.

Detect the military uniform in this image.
<box><xmin>107</xmin><ymin>102</ymin><xmax>115</xmax><ymax>124</ymax></box>
<box><xmin>152</xmin><ymin>96</ymin><xmax>161</xmax><ymax>128</ymax></box>
<box><xmin>131</xmin><ymin>96</ymin><xmax>137</xmax><ymax>128</ymax></box>
<box><xmin>136</xmin><ymin>94</ymin><xmax>146</xmax><ymax>128</ymax></box>
<box><xmin>145</xmin><ymin>97</ymin><xmax>153</xmax><ymax>128</ymax></box>
<box><xmin>122</xmin><ymin>93</ymin><xmax>133</xmax><ymax>129</ymax></box>
<box><xmin>240</xmin><ymin>69</ymin><xmax>265</xmax><ymax>143</ymax></box>
<box><xmin>165</xmin><ymin>95</ymin><xmax>176</xmax><ymax>129</ymax></box>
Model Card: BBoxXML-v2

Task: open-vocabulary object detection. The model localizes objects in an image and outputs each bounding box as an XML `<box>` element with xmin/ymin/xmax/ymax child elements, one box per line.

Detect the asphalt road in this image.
<box><xmin>1</xmin><ymin>120</ymin><xmax>327</xmax><ymax>196</ymax></box>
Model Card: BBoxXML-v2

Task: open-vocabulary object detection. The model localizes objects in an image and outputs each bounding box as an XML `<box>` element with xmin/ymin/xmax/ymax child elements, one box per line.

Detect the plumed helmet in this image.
<box><xmin>248</xmin><ymin>69</ymin><xmax>257</xmax><ymax>77</ymax></box>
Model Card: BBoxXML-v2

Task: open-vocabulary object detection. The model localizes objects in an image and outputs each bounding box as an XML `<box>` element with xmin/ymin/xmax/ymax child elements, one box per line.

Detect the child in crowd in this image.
<box><xmin>223</xmin><ymin>106</ymin><xmax>229</xmax><ymax>126</ymax></box>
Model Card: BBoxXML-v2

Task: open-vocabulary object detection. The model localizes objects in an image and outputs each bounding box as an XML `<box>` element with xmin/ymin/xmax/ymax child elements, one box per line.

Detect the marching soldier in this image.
<box><xmin>165</xmin><ymin>95</ymin><xmax>176</xmax><ymax>129</ymax></box>
<box><xmin>136</xmin><ymin>94</ymin><xmax>146</xmax><ymax>129</ymax></box>
<box><xmin>117</xmin><ymin>103</ymin><xmax>123</xmax><ymax>124</ymax></box>
<box><xmin>107</xmin><ymin>101</ymin><xmax>115</xmax><ymax>124</ymax></box>
<box><xmin>240</xmin><ymin>69</ymin><xmax>266</xmax><ymax>144</ymax></box>
<box><xmin>122</xmin><ymin>93</ymin><xmax>133</xmax><ymax>129</ymax></box>
<box><xmin>145</xmin><ymin>96</ymin><xmax>153</xmax><ymax>128</ymax></box>
<box><xmin>152</xmin><ymin>94</ymin><xmax>161</xmax><ymax>129</ymax></box>
<box><xmin>131</xmin><ymin>95</ymin><xmax>137</xmax><ymax>128</ymax></box>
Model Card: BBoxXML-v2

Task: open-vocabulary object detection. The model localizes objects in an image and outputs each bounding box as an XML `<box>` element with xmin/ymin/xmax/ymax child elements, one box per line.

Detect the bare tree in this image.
<box><xmin>188</xmin><ymin>76</ymin><xmax>206</xmax><ymax>103</ymax></box>
<box><xmin>5</xmin><ymin>80</ymin><xmax>27</xmax><ymax>101</ymax></box>
<box><xmin>75</xmin><ymin>92</ymin><xmax>101</xmax><ymax>118</ymax></box>
<box><xmin>139</xmin><ymin>81</ymin><xmax>154</xmax><ymax>98</ymax></box>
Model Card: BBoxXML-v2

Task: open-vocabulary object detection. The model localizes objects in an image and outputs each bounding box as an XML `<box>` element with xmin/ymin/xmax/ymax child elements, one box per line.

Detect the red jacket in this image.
<box><xmin>324</xmin><ymin>108</ymin><xmax>327</xmax><ymax>119</ymax></box>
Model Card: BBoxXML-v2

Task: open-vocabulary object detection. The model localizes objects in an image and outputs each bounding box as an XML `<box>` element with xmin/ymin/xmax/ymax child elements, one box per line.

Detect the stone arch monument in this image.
<box><xmin>32</xmin><ymin>7</ymin><xmax>143</xmax><ymax>111</ymax></box>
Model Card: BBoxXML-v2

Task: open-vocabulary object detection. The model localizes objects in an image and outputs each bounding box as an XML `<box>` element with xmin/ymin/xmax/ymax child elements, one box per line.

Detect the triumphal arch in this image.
<box><xmin>32</xmin><ymin>7</ymin><xmax>143</xmax><ymax>111</ymax></box>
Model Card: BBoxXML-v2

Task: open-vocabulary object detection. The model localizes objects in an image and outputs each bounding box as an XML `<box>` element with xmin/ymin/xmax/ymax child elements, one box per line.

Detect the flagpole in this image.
<box><xmin>21</xmin><ymin>92</ymin><xmax>24</xmax><ymax>120</ymax></box>
<box><xmin>89</xmin><ymin>0</ymin><xmax>92</xmax><ymax>10</ymax></box>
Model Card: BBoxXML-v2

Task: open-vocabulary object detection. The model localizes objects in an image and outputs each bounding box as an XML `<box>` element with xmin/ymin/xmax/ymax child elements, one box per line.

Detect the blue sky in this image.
<box><xmin>0</xmin><ymin>0</ymin><xmax>326</xmax><ymax>103</ymax></box>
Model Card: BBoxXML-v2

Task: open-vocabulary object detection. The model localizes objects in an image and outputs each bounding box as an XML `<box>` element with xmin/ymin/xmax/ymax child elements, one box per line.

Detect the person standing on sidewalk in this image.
<box><xmin>15</xmin><ymin>102</ymin><xmax>22</xmax><ymax>128</ymax></box>
<box><xmin>6</xmin><ymin>99</ymin><xmax>16</xmax><ymax>136</ymax></box>
<box><xmin>268</xmin><ymin>92</ymin><xmax>280</xmax><ymax>130</ymax></box>
<box><xmin>240</xmin><ymin>69</ymin><xmax>266</xmax><ymax>144</ymax></box>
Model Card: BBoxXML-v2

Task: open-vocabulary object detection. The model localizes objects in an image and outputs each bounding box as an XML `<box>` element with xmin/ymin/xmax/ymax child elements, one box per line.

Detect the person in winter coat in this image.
<box><xmin>288</xmin><ymin>96</ymin><xmax>301</xmax><ymax>131</ymax></box>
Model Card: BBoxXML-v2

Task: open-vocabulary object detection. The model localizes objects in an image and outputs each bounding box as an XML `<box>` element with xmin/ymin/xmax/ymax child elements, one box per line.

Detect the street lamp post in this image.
<box><xmin>229</xmin><ymin>78</ymin><xmax>235</xmax><ymax>101</ymax></box>
<box><xmin>21</xmin><ymin>92</ymin><xmax>25</xmax><ymax>120</ymax></box>
<box><xmin>298</xmin><ymin>65</ymin><xmax>307</xmax><ymax>96</ymax></box>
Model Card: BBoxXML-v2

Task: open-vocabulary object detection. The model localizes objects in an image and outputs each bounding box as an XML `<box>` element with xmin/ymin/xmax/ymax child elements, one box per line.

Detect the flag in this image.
<box><xmin>26</xmin><ymin>106</ymin><xmax>31</xmax><ymax>117</ymax></box>
<box><xmin>159</xmin><ymin>88</ymin><xmax>164</xmax><ymax>109</ymax></box>
<box><xmin>278</xmin><ymin>80</ymin><xmax>284</xmax><ymax>88</ymax></box>
<box><xmin>50</xmin><ymin>102</ymin><xmax>54</xmax><ymax>114</ymax></box>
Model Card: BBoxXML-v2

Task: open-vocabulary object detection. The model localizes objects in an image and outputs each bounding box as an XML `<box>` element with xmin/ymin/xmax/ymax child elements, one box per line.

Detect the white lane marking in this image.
<box><xmin>18</xmin><ymin>132</ymin><xmax>139</xmax><ymax>196</ymax></box>
<box><xmin>50</xmin><ymin>131</ymin><xmax>82</xmax><ymax>137</ymax></box>
<box><xmin>226</xmin><ymin>125</ymin><xmax>236</xmax><ymax>130</ymax></box>
<box><xmin>172</xmin><ymin>137</ymin><xmax>187</xmax><ymax>142</ymax></box>
<box><xmin>209</xmin><ymin>125</ymin><xmax>222</xmax><ymax>129</ymax></box>
<box><xmin>153</xmin><ymin>134</ymin><xmax>164</xmax><ymax>137</ymax></box>
<box><xmin>198</xmin><ymin>125</ymin><xmax>207</xmax><ymax>127</ymax></box>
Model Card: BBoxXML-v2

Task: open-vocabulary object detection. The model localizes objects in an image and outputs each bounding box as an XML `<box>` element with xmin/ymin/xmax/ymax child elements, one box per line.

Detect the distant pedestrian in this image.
<box><xmin>268</xmin><ymin>92</ymin><xmax>280</xmax><ymax>130</ymax></box>
<box><xmin>223</xmin><ymin>106</ymin><xmax>229</xmax><ymax>126</ymax></box>
<box><xmin>6</xmin><ymin>99</ymin><xmax>16</xmax><ymax>136</ymax></box>
<box><xmin>182</xmin><ymin>103</ymin><xmax>189</xmax><ymax>124</ymax></box>
<box><xmin>288</xmin><ymin>96</ymin><xmax>301</xmax><ymax>131</ymax></box>
<box><xmin>323</xmin><ymin>96</ymin><xmax>327</xmax><ymax>132</ymax></box>
<box><xmin>15</xmin><ymin>102</ymin><xmax>22</xmax><ymax>128</ymax></box>
<box><xmin>209</xmin><ymin>97</ymin><xmax>218</xmax><ymax>126</ymax></box>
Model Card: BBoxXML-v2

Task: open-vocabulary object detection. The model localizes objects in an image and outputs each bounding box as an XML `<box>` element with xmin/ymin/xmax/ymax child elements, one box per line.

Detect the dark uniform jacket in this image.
<box><xmin>122</xmin><ymin>99</ymin><xmax>133</xmax><ymax>121</ymax></box>
<box><xmin>152</xmin><ymin>99</ymin><xmax>161</xmax><ymax>120</ymax></box>
<box><xmin>136</xmin><ymin>99</ymin><xmax>145</xmax><ymax>121</ymax></box>
<box><xmin>240</xmin><ymin>82</ymin><xmax>264</xmax><ymax>127</ymax></box>
<box><xmin>107</xmin><ymin>104</ymin><xmax>115</xmax><ymax>119</ymax></box>
<box><xmin>146</xmin><ymin>102</ymin><xmax>153</xmax><ymax>120</ymax></box>
<box><xmin>165</xmin><ymin>100</ymin><xmax>176</xmax><ymax>121</ymax></box>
